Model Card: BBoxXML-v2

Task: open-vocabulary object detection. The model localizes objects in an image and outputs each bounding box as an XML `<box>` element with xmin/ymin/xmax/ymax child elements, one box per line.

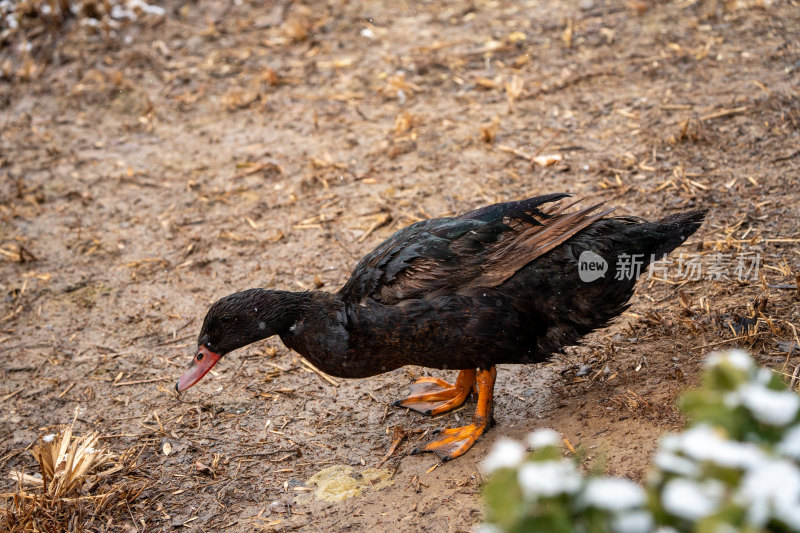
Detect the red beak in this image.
<box><xmin>176</xmin><ymin>345</ymin><xmax>222</xmax><ymax>392</ymax></box>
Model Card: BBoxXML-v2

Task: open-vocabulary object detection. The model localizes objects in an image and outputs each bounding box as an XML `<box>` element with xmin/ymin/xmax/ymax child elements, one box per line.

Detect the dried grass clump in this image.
<box><xmin>20</xmin><ymin>427</ymin><xmax>113</xmax><ymax>499</ymax></box>
<box><xmin>0</xmin><ymin>416</ymin><xmax>146</xmax><ymax>533</ymax></box>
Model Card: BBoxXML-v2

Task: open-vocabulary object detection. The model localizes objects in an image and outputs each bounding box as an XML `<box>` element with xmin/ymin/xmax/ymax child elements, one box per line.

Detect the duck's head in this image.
<box><xmin>176</xmin><ymin>289</ymin><xmax>297</xmax><ymax>393</ymax></box>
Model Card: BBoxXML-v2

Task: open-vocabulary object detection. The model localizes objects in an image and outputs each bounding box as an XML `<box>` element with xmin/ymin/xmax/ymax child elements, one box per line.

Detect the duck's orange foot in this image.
<box><xmin>410</xmin><ymin>367</ymin><xmax>497</xmax><ymax>462</ymax></box>
<box><xmin>412</xmin><ymin>421</ymin><xmax>488</xmax><ymax>461</ymax></box>
<box><xmin>393</xmin><ymin>369</ymin><xmax>477</xmax><ymax>415</ymax></box>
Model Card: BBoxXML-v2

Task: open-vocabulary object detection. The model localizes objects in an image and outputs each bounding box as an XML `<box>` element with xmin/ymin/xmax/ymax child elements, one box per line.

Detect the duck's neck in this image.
<box><xmin>253</xmin><ymin>289</ymin><xmax>314</xmax><ymax>337</ymax></box>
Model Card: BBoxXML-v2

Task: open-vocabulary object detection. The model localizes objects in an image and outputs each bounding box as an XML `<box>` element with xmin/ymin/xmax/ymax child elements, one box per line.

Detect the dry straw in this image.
<box><xmin>1</xmin><ymin>410</ymin><xmax>142</xmax><ymax>532</ymax></box>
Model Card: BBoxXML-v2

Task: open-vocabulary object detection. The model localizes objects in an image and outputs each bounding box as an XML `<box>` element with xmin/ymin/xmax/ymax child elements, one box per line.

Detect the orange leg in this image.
<box><xmin>412</xmin><ymin>367</ymin><xmax>496</xmax><ymax>462</ymax></box>
<box><xmin>394</xmin><ymin>369</ymin><xmax>477</xmax><ymax>416</ymax></box>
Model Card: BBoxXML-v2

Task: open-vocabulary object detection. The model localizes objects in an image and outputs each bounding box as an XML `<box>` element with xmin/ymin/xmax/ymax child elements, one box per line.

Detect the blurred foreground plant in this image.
<box><xmin>481</xmin><ymin>350</ymin><xmax>800</xmax><ymax>533</ymax></box>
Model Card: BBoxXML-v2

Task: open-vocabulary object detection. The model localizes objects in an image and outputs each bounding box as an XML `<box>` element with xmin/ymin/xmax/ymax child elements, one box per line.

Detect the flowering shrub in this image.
<box><xmin>481</xmin><ymin>350</ymin><xmax>800</xmax><ymax>533</ymax></box>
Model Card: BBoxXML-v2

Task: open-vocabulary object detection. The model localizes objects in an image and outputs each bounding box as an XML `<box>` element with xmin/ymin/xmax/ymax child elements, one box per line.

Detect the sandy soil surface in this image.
<box><xmin>1</xmin><ymin>0</ymin><xmax>798</xmax><ymax>531</ymax></box>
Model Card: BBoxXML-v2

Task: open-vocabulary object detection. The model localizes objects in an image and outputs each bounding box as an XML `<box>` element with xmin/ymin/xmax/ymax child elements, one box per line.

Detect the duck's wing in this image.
<box><xmin>337</xmin><ymin>215</ymin><xmax>487</xmax><ymax>303</ymax></box>
<box><xmin>338</xmin><ymin>193</ymin><xmax>614</xmax><ymax>304</ymax></box>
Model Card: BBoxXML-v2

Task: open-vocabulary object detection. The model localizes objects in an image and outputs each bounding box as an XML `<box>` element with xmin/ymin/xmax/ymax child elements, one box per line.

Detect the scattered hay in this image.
<box><xmin>0</xmin><ymin>413</ymin><xmax>146</xmax><ymax>532</ymax></box>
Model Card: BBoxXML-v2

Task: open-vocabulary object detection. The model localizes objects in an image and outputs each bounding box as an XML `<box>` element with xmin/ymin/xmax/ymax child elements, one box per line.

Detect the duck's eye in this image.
<box><xmin>220</xmin><ymin>315</ymin><xmax>232</xmax><ymax>324</ymax></box>
<box><xmin>196</xmin><ymin>352</ymin><xmax>204</xmax><ymax>361</ymax></box>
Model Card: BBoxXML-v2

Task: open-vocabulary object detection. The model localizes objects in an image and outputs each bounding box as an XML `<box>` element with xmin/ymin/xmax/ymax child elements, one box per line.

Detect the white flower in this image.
<box><xmin>705</xmin><ymin>349</ymin><xmax>754</xmax><ymax>371</ymax></box>
<box><xmin>738</xmin><ymin>458</ymin><xmax>800</xmax><ymax>526</ymax></box>
<box><xmin>526</xmin><ymin>428</ymin><xmax>561</xmax><ymax>449</ymax></box>
<box><xmin>517</xmin><ymin>460</ymin><xmax>582</xmax><ymax>499</ymax></box>
<box><xmin>611</xmin><ymin>510</ymin><xmax>654</xmax><ymax>533</ymax></box>
<box><xmin>738</xmin><ymin>382</ymin><xmax>800</xmax><ymax>426</ymax></box>
<box><xmin>776</xmin><ymin>504</ymin><xmax>800</xmax><ymax>532</ymax></box>
<box><xmin>582</xmin><ymin>478</ymin><xmax>646</xmax><ymax>512</ymax></box>
<box><xmin>777</xmin><ymin>425</ymin><xmax>800</xmax><ymax>460</ymax></box>
<box><xmin>653</xmin><ymin>451</ymin><xmax>700</xmax><ymax>478</ymax></box>
<box><xmin>670</xmin><ymin>425</ymin><xmax>764</xmax><ymax>470</ymax></box>
<box><xmin>481</xmin><ymin>437</ymin><xmax>526</xmax><ymax>473</ymax></box>
<box><xmin>722</xmin><ymin>391</ymin><xmax>741</xmax><ymax>408</ymax></box>
<box><xmin>661</xmin><ymin>478</ymin><xmax>724</xmax><ymax>521</ymax></box>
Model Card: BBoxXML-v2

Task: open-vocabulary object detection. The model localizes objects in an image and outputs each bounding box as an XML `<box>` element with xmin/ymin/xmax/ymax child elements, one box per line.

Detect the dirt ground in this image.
<box><xmin>1</xmin><ymin>0</ymin><xmax>799</xmax><ymax>531</ymax></box>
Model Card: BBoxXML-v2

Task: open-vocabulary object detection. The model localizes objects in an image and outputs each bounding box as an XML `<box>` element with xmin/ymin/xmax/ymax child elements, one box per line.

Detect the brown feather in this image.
<box><xmin>371</xmin><ymin>198</ymin><xmax>618</xmax><ymax>301</ymax></box>
<box><xmin>467</xmin><ymin>201</ymin><xmax>615</xmax><ymax>288</ymax></box>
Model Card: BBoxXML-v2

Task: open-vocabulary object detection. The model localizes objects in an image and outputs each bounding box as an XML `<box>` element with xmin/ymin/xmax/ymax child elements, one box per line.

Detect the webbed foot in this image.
<box><xmin>411</xmin><ymin>367</ymin><xmax>496</xmax><ymax>461</ymax></box>
<box><xmin>412</xmin><ymin>422</ymin><xmax>488</xmax><ymax>461</ymax></box>
<box><xmin>393</xmin><ymin>369</ymin><xmax>476</xmax><ymax>415</ymax></box>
